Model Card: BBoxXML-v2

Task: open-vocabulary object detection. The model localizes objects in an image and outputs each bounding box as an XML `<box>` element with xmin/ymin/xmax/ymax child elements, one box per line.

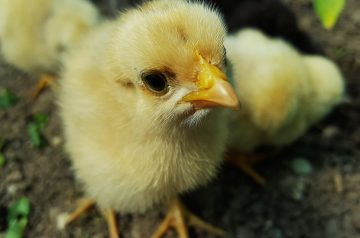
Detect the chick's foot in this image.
<box><xmin>58</xmin><ymin>198</ymin><xmax>95</xmax><ymax>229</ymax></box>
<box><xmin>226</xmin><ymin>151</ymin><xmax>267</xmax><ymax>186</ymax></box>
<box><xmin>31</xmin><ymin>73</ymin><xmax>56</xmax><ymax>100</ymax></box>
<box><xmin>58</xmin><ymin>198</ymin><xmax>120</xmax><ymax>238</ymax></box>
<box><xmin>151</xmin><ymin>197</ymin><xmax>224</xmax><ymax>238</ymax></box>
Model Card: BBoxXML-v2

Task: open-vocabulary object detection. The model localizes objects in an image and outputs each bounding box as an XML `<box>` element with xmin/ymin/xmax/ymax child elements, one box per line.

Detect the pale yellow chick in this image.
<box><xmin>225</xmin><ymin>29</ymin><xmax>344</xmax><ymax>182</ymax></box>
<box><xmin>58</xmin><ymin>0</ymin><xmax>238</xmax><ymax>237</ymax></box>
<box><xmin>0</xmin><ymin>0</ymin><xmax>100</xmax><ymax>74</ymax></box>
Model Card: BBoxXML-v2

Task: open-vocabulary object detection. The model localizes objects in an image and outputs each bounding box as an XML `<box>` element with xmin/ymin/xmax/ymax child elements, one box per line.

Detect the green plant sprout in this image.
<box><xmin>0</xmin><ymin>89</ymin><xmax>18</xmax><ymax>109</ymax></box>
<box><xmin>6</xmin><ymin>197</ymin><xmax>31</xmax><ymax>238</ymax></box>
<box><xmin>314</xmin><ymin>0</ymin><xmax>345</xmax><ymax>29</ymax></box>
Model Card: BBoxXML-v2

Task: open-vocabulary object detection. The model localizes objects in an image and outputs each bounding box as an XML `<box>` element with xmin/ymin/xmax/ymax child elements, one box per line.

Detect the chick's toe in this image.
<box><xmin>152</xmin><ymin>198</ymin><xmax>224</xmax><ymax>238</ymax></box>
<box><xmin>61</xmin><ymin>198</ymin><xmax>95</xmax><ymax>228</ymax></box>
<box><xmin>61</xmin><ymin>198</ymin><xmax>120</xmax><ymax>238</ymax></box>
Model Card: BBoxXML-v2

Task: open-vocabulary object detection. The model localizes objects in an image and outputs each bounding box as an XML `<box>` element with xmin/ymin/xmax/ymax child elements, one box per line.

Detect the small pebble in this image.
<box><xmin>7</xmin><ymin>184</ymin><xmax>18</xmax><ymax>195</ymax></box>
<box><xmin>56</xmin><ymin>213</ymin><xmax>70</xmax><ymax>230</ymax></box>
<box><xmin>333</xmin><ymin>172</ymin><xmax>343</xmax><ymax>193</ymax></box>
<box><xmin>292</xmin><ymin>178</ymin><xmax>306</xmax><ymax>200</ymax></box>
<box><xmin>51</xmin><ymin>136</ymin><xmax>62</xmax><ymax>147</ymax></box>
<box><xmin>281</xmin><ymin>176</ymin><xmax>307</xmax><ymax>201</ymax></box>
<box><xmin>351</xmin><ymin>10</ymin><xmax>360</xmax><ymax>23</ymax></box>
<box><xmin>322</xmin><ymin>126</ymin><xmax>339</xmax><ymax>139</ymax></box>
<box><xmin>290</xmin><ymin>158</ymin><xmax>313</xmax><ymax>175</ymax></box>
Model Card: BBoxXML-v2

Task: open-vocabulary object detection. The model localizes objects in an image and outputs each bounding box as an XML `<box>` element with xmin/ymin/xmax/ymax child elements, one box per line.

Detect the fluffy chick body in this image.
<box><xmin>59</xmin><ymin>0</ymin><xmax>229</xmax><ymax>213</ymax></box>
<box><xmin>0</xmin><ymin>0</ymin><xmax>100</xmax><ymax>73</ymax></box>
<box><xmin>225</xmin><ymin>29</ymin><xmax>344</xmax><ymax>152</ymax></box>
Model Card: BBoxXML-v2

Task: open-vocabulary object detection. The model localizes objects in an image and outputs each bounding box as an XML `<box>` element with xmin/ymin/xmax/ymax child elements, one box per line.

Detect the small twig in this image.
<box><xmin>333</xmin><ymin>172</ymin><xmax>343</xmax><ymax>193</ymax></box>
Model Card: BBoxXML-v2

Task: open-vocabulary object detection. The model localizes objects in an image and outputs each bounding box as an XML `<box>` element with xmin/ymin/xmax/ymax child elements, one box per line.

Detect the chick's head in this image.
<box><xmin>105</xmin><ymin>0</ymin><xmax>239</xmax><ymax>127</ymax></box>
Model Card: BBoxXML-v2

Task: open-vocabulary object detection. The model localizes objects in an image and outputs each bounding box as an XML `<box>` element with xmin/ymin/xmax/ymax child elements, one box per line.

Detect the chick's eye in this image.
<box><xmin>142</xmin><ymin>72</ymin><xmax>169</xmax><ymax>94</ymax></box>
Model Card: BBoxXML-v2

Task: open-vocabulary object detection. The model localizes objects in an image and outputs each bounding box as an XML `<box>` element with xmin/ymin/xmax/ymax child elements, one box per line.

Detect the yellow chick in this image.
<box><xmin>225</xmin><ymin>29</ymin><xmax>344</xmax><ymax>183</ymax></box>
<box><xmin>0</xmin><ymin>0</ymin><xmax>100</xmax><ymax>99</ymax></box>
<box><xmin>58</xmin><ymin>0</ymin><xmax>238</xmax><ymax>237</ymax></box>
<box><xmin>0</xmin><ymin>0</ymin><xmax>100</xmax><ymax>73</ymax></box>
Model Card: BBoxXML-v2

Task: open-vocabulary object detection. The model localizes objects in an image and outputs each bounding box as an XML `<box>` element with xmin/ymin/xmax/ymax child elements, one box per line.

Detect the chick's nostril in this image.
<box><xmin>197</xmin><ymin>71</ymin><xmax>214</xmax><ymax>89</ymax></box>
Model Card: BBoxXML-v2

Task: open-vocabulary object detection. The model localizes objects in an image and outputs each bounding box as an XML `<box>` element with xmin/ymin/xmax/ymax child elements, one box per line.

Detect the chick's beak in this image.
<box><xmin>183</xmin><ymin>52</ymin><xmax>239</xmax><ymax>110</ymax></box>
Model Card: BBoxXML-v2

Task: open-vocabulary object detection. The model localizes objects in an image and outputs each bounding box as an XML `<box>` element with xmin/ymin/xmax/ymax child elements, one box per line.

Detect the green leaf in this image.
<box><xmin>314</xmin><ymin>0</ymin><xmax>345</xmax><ymax>29</ymax></box>
<box><xmin>32</xmin><ymin>113</ymin><xmax>48</xmax><ymax>129</ymax></box>
<box><xmin>6</xmin><ymin>197</ymin><xmax>30</xmax><ymax>238</ymax></box>
<box><xmin>8</xmin><ymin>197</ymin><xmax>30</xmax><ymax>221</ymax></box>
<box><xmin>27</xmin><ymin>113</ymin><xmax>48</xmax><ymax>148</ymax></box>
<box><xmin>0</xmin><ymin>89</ymin><xmax>18</xmax><ymax>109</ymax></box>
<box><xmin>27</xmin><ymin>123</ymin><xmax>43</xmax><ymax>147</ymax></box>
<box><xmin>27</xmin><ymin>113</ymin><xmax>49</xmax><ymax>148</ymax></box>
<box><xmin>0</xmin><ymin>153</ymin><xmax>5</xmax><ymax>167</ymax></box>
<box><xmin>334</xmin><ymin>47</ymin><xmax>346</xmax><ymax>58</ymax></box>
<box><xmin>5</xmin><ymin>218</ymin><xmax>27</xmax><ymax>238</ymax></box>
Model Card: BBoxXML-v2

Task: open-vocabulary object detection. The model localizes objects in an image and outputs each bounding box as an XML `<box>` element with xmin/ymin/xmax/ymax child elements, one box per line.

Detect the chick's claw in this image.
<box><xmin>60</xmin><ymin>198</ymin><xmax>95</xmax><ymax>228</ymax></box>
<box><xmin>152</xmin><ymin>198</ymin><xmax>224</xmax><ymax>238</ymax></box>
<box><xmin>31</xmin><ymin>73</ymin><xmax>56</xmax><ymax>100</ymax></box>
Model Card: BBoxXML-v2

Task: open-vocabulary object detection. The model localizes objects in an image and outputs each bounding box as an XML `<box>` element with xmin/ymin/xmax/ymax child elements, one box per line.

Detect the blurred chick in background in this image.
<box><xmin>225</xmin><ymin>29</ymin><xmax>344</xmax><ymax>184</ymax></box>
<box><xmin>209</xmin><ymin>0</ymin><xmax>322</xmax><ymax>54</ymax></box>
<box><xmin>0</xmin><ymin>0</ymin><xmax>100</xmax><ymax>98</ymax></box>
<box><xmin>59</xmin><ymin>0</ymin><xmax>238</xmax><ymax>237</ymax></box>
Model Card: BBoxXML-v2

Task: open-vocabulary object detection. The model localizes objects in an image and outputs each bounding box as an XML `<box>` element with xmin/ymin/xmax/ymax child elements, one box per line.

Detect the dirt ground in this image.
<box><xmin>0</xmin><ymin>0</ymin><xmax>359</xmax><ymax>238</ymax></box>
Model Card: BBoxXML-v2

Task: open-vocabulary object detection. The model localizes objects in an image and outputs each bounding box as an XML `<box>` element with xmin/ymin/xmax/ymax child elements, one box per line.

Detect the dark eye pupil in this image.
<box><xmin>143</xmin><ymin>73</ymin><xmax>168</xmax><ymax>93</ymax></box>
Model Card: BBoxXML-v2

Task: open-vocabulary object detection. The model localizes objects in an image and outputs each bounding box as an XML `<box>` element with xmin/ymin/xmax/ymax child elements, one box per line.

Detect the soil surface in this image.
<box><xmin>0</xmin><ymin>0</ymin><xmax>359</xmax><ymax>238</ymax></box>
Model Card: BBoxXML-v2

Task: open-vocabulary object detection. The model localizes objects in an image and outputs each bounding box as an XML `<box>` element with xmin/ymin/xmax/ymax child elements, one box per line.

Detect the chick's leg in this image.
<box><xmin>151</xmin><ymin>197</ymin><xmax>224</xmax><ymax>238</ymax></box>
<box><xmin>226</xmin><ymin>151</ymin><xmax>266</xmax><ymax>186</ymax></box>
<box><xmin>102</xmin><ymin>209</ymin><xmax>120</xmax><ymax>238</ymax></box>
<box><xmin>59</xmin><ymin>199</ymin><xmax>120</xmax><ymax>238</ymax></box>
<box><xmin>31</xmin><ymin>73</ymin><xmax>56</xmax><ymax>100</ymax></box>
